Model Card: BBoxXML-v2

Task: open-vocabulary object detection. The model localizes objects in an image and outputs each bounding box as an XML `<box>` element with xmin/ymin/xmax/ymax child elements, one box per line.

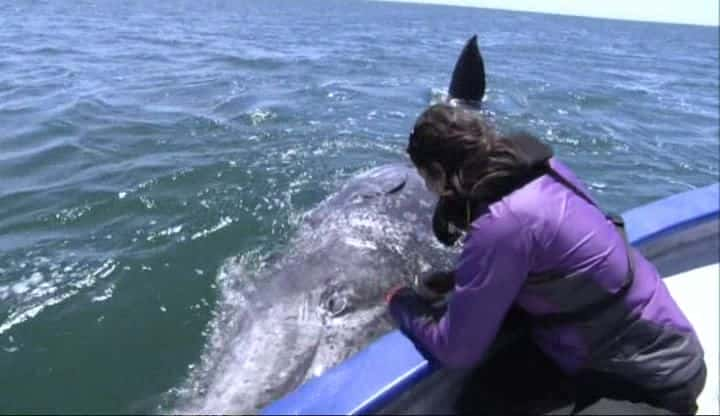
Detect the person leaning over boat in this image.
<box><xmin>385</xmin><ymin>103</ymin><xmax>706</xmax><ymax>415</ymax></box>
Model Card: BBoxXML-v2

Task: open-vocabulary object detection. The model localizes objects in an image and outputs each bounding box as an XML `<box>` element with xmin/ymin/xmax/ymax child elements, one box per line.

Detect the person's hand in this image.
<box><xmin>384</xmin><ymin>278</ymin><xmax>449</xmax><ymax>335</ymax></box>
<box><xmin>413</xmin><ymin>271</ymin><xmax>455</xmax><ymax>302</ymax></box>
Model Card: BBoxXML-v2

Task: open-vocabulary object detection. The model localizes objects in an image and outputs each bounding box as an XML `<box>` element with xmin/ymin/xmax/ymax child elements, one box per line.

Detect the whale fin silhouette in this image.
<box><xmin>448</xmin><ymin>34</ymin><xmax>486</xmax><ymax>105</ymax></box>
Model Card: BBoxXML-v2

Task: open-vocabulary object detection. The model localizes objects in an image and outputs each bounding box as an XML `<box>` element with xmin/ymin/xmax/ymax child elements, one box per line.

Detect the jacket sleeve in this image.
<box><xmin>389</xmin><ymin>207</ymin><xmax>531</xmax><ymax>368</ymax></box>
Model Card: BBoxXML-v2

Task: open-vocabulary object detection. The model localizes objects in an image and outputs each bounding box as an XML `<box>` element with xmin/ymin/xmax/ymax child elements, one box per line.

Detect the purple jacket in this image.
<box><xmin>389</xmin><ymin>158</ymin><xmax>704</xmax><ymax>391</ymax></box>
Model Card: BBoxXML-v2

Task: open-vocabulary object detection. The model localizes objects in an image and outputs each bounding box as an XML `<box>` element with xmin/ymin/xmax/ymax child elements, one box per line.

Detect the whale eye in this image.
<box><xmin>320</xmin><ymin>290</ymin><xmax>350</xmax><ymax>317</ymax></box>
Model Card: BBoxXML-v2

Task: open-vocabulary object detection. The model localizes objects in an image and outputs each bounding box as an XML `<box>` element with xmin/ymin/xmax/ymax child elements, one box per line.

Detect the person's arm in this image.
<box><xmin>388</xmin><ymin>209</ymin><xmax>531</xmax><ymax>368</ymax></box>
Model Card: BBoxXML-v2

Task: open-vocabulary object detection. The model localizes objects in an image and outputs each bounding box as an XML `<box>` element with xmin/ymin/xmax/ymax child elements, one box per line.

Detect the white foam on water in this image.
<box><xmin>146</xmin><ymin>224</ymin><xmax>185</xmax><ymax>242</ymax></box>
<box><xmin>54</xmin><ymin>204</ymin><xmax>93</xmax><ymax>223</ymax></box>
<box><xmin>249</xmin><ymin>109</ymin><xmax>276</xmax><ymax>125</ymax></box>
<box><xmin>91</xmin><ymin>284</ymin><xmax>115</xmax><ymax>303</ymax></box>
<box><xmin>0</xmin><ymin>290</ymin><xmax>75</xmax><ymax>335</ymax></box>
<box><xmin>0</xmin><ymin>258</ymin><xmax>118</xmax><ymax>335</ymax></box>
<box><xmin>191</xmin><ymin>216</ymin><xmax>234</xmax><ymax>240</ymax></box>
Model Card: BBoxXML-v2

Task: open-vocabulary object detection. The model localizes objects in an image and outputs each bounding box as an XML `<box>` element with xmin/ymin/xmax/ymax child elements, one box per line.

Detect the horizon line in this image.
<box><xmin>370</xmin><ymin>0</ymin><xmax>720</xmax><ymax>28</ymax></box>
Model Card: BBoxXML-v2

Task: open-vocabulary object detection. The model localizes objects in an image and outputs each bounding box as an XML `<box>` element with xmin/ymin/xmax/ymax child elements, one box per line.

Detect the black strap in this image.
<box><xmin>532</xmin><ymin>167</ymin><xmax>636</xmax><ymax>326</ymax></box>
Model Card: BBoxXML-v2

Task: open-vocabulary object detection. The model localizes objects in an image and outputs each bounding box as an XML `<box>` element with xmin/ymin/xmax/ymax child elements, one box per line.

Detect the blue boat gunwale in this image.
<box><xmin>262</xmin><ymin>183</ymin><xmax>719</xmax><ymax>415</ymax></box>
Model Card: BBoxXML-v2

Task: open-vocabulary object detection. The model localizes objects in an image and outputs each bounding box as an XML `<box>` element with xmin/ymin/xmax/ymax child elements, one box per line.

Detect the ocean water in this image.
<box><xmin>0</xmin><ymin>0</ymin><xmax>717</xmax><ymax>412</ymax></box>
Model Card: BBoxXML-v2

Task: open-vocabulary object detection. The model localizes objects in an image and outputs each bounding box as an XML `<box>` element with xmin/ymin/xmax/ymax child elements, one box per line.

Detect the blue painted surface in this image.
<box><xmin>262</xmin><ymin>331</ymin><xmax>431</xmax><ymax>415</ymax></box>
<box><xmin>624</xmin><ymin>183</ymin><xmax>719</xmax><ymax>246</ymax></box>
<box><xmin>262</xmin><ymin>183</ymin><xmax>719</xmax><ymax>415</ymax></box>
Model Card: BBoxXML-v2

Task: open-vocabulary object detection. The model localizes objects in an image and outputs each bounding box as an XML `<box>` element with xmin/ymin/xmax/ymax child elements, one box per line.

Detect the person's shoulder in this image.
<box><xmin>465</xmin><ymin>157</ymin><xmax>582</xmax><ymax>243</ymax></box>
<box><xmin>498</xmin><ymin>175</ymin><xmax>550</xmax><ymax>225</ymax></box>
<box><xmin>466</xmin><ymin>198</ymin><xmax>528</xmax><ymax>245</ymax></box>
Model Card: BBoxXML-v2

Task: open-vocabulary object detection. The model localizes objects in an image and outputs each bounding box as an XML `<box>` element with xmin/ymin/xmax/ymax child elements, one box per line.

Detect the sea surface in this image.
<box><xmin>0</xmin><ymin>0</ymin><xmax>717</xmax><ymax>413</ymax></box>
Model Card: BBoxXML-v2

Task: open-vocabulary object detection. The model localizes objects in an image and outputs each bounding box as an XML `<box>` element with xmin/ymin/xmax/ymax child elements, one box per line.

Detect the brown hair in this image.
<box><xmin>406</xmin><ymin>104</ymin><xmax>530</xmax><ymax>204</ymax></box>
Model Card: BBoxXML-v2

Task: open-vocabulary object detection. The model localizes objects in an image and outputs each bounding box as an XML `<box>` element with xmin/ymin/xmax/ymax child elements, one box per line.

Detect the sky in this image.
<box><xmin>376</xmin><ymin>0</ymin><xmax>720</xmax><ymax>26</ymax></box>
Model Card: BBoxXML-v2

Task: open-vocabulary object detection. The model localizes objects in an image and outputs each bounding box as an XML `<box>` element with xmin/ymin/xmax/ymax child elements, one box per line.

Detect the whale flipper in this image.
<box><xmin>448</xmin><ymin>35</ymin><xmax>485</xmax><ymax>104</ymax></box>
